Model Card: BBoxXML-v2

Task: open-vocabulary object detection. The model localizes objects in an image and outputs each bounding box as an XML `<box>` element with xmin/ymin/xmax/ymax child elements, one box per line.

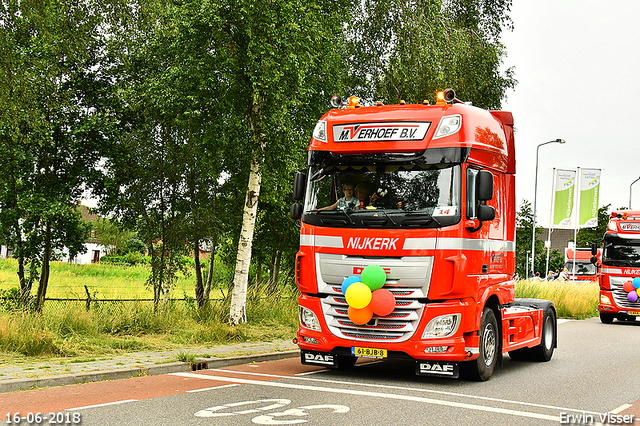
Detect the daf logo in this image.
<box><xmin>304</xmin><ymin>353</ymin><xmax>335</xmax><ymax>365</ymax></box>
<box><xmin>420</xmin><ymin>362</ymin><xmax>454</xmax><ymax>373</ymax></box>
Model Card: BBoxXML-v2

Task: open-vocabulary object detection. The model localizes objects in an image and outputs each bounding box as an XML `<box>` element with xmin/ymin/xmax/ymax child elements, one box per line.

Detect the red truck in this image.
<box><xmin>565</xmin><ymin>247</ymin><xmax>600</xmax><ymax>281</ymax></box>
<box><xmin>597</xmin><ymin>210</ymin><xmax>640</xmax><ymax>324</ymax></box>
<box><xmin>290</xmin><ymin>90</ymin><xmax>557</xmax><ymax>380</ymax></box>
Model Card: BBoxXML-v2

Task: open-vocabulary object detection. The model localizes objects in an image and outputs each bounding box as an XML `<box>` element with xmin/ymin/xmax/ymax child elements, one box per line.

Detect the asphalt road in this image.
<box><xmin>3</xmin><ymin>317</ymin><xmax>640</xmax><ymax>426</ymax></box>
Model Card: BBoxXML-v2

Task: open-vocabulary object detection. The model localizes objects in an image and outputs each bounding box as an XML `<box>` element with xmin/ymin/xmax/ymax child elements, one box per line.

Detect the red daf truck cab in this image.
<box><xmin>565</xmin><ymin>247</ymin><xmax>600</xmax><ymax>281</ymax></box>
<box><xmin>290</xmin><ymin>90</ymin><xmax>557</xmax><ymax>380</ymax></box>
<box><xmin>597</xmin><ymin>210</ymin><xmax>640</xmax><ymax>323</ymax></box>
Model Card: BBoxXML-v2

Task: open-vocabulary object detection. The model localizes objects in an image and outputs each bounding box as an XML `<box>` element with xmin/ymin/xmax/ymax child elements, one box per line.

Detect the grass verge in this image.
<box><xmin>515</xmin><ymin>278</ymin><xmax>599</xmax><ymax>319</ymax></box>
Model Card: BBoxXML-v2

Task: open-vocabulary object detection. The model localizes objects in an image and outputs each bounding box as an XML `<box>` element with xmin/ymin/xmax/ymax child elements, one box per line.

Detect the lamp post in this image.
<box><xmin>531</xmin><ymin>139</ymin><xmax>565</xmax><ymax>277</ymax></box>
<box><xmin>630</xmin><ymin>177</ymin><xmax>640</xmax><ymax>209</ymax></box>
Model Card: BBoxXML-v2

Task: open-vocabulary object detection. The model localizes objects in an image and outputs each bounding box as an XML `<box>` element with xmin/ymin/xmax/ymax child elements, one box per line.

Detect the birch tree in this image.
<box><xmin>221</xmin><ymin>0</ymin><xmax>351</xmax><ymax>324</ymax></box>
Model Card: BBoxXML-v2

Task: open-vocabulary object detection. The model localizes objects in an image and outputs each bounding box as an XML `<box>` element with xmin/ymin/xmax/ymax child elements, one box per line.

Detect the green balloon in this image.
<box><xmin>361</xmin><ymin>265</ymin><xmax>386</xmax><ymax>291</ymax></box>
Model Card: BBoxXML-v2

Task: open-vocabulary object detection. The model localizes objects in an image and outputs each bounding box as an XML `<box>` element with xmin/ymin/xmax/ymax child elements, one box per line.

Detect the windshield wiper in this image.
<box><xmin>315</xmin><ymin>208</ymin><xmax>355</xmax><ymax>225</ymax></box>
<box><xmin>401</xmin><ymin>211</ymin><xmax>442</xmax><ymax>228</ymax></box>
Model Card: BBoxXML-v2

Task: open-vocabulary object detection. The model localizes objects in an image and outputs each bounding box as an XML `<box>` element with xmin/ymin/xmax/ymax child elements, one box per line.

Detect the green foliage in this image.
<box><xmin>515</xmin><ymin>199</ymin><xmax>546</xmax><ymax>276</ymax></box>
<box><xmin>94</xmin><ymin>218</ymin><xmax>136</xmax><ymax>256</ymax></box>
<box><xmin>577</xmin><ymin>204</ymin><xmax>611</xmax><ymax>247</ymax></box>
<box><xmin>0</xmin><ymin>287</ymin><xmax>23</xmax><ymax>312</ymax></box>
<box><xmin>347</xmin><ymin>0</ymin><xmax>515</xmax><ymax>108</ymax></box>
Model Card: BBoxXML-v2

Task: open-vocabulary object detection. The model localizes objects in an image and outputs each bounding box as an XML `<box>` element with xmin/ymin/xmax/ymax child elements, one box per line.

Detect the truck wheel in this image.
<box><xmin>464</xmin><ymin>307</ymin><xmax>498</xmax><ymax>381</ymax></box>
<box><xmin>529</xmin><ymin>306</ymin><xmax>556</xmax><ymax>362</ymax></box>
<box><xmin>599</xmin><ymin>313</ymin><xmax>615</xmax><ymax>324</ymax></box>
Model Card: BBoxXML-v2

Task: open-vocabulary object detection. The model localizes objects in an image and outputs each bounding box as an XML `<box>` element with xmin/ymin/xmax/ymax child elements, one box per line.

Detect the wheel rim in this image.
<box><xmin>482</xmin><ymin>323</ymin><xmax>496</xmax><ymax>366</ymax></box>
<box><xmin>543</xmin><ymin>316</ymin><xmax>554</xmax><ymax>349</ymax></box>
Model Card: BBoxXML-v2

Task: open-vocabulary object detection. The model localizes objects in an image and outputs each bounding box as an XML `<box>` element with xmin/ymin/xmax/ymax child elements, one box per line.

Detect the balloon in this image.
<box><xmin>361</xmin><ymin>265</ymin><xmax>386</xmax><ymax>291</ymax></box>
<box><xmin>633</xmin><ymin>277</ymin><xmax>640</xmax><ymax>289</ymax></box>
<box><xmin>624</xmin><ymin>281</ymin><xmax>635</xmax><ymax>293</ymax></box>
<box><xmin>628</xmin><ymin>290</ymin><xmax>639</xmax><ymax>303</ymax></box>
<box><xmin>348</xmin><ymin>305</ymin><xmax>373</xmax><ymax>325</ymax></box>
<box><xmin>370</xmin><ymin>289</ymin><xmax>396</xmax><ymax>316</ymax></box>
<box><xmin>345</xmin><ymin>282</ymin><xmax>372</xmax><ymax>309</ymax></box>
<box><xmin>341</xmin><ymin>276</ymin><xmax>361</xmax><ymax>295</ymax></box>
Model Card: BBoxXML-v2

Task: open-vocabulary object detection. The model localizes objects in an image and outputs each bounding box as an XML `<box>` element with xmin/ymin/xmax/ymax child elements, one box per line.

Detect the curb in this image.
<box><xmin>0</xmin><ymin>349</ymin><xmax>300</xmax><ymax>394</ymax></box>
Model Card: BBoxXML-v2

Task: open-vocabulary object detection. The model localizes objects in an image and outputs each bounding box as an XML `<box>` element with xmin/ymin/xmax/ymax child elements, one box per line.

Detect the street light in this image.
<box><xmin>630</xmin><ymin>177</ymin><xmax>640</xmax><ymax>209</ymax></box>
<box><xmin>531</xmin><ymin>139</ymin><xmax>565</xmax><ymax>277</ymax></box>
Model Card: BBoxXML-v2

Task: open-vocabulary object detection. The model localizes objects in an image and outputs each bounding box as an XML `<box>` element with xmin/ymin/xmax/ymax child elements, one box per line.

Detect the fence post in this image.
<box><xmin>84</xmin><ymin>285</ymin><xmax>92</xmax><ymax>311</ymax></box>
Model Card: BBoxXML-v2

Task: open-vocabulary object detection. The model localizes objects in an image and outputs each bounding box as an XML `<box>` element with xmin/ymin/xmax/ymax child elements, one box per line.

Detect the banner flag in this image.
<box><xmin>578</xmin><ymin>168</ymin><xmax>601</xmax><ymax>228</ymax></box>
<box><xmin>551</xmin><ymin>169</ymin><xmax>576</xmax><ymax>229</ymax></box>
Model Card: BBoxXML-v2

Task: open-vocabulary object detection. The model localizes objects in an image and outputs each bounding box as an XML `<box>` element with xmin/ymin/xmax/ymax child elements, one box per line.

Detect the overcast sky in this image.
<box><xmin>500</xmin><ymin>1</ymin><xmax>640</xmax><ymax>226</ymax></box>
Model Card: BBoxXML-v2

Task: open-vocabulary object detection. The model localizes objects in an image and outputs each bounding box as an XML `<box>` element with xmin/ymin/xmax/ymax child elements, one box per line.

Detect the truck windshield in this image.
<box><xmin>564</xmin><ymin>261</ymin><xmax>596</xmax><ymax>275</ymax></box>
<box><xmin>602</xmin><ymin>236</ymin><xmax>640</xmax><ymax>266</ymax></box>
<box><xmin>302</xmin><ymin>163</ymin><xmax>461</xmax><ymax>228</ymax></box>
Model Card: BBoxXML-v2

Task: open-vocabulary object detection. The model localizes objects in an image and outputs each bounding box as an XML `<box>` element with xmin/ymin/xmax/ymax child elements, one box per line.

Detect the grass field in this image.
<box><xmin>0</xmin><ymin>258</ymin><xmax>220</xmax><ymax>300</ymax></box>
<box><xmin>0</xmin><ymin>259</ymin><xmax>599</xmax><ymax>365</ymax></box>
<box><xmin>0</xmin><ymin>258</ymin><xmax>298</xmax><ymax>364</ymax></box>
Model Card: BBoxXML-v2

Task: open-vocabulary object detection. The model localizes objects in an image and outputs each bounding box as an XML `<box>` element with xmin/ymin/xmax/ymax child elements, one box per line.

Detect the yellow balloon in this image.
<box><xmin>345</xmin><ymin>282</ymin><xmax>372</xmax><ymax>309</ymax></box>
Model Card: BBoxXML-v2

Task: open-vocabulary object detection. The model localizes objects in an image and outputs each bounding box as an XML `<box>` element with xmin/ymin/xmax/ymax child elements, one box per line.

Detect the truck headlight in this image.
<box><xmin>422</xmin><ymin>314</ymin><xmax>461</xmax><ymax>339</ymax></box>
<box><xmin>299</xmin><ymin>306</ymin><xmax>322</xmax><ymax>331</ymax></box>
<box><xmin>312</xmin><ymin>120</ymin><xmax>327</xmax><ymax>142</ymax></box>
<box><xmin>600</xmin><ymin>294</ymin><xmax>611</xmax><ymax>305</ymax></box>
<box><xmin>433</xmin><ymin>115</ymin><xmax>462</xmax><ymax>139</ymax></box>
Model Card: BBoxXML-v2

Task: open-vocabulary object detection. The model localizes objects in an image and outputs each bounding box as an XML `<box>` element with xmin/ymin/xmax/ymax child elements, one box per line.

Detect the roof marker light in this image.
<box><xmin>348</xmin><ymin>96</ymin><xmax>360</xmax><ymax>109</ymax></box>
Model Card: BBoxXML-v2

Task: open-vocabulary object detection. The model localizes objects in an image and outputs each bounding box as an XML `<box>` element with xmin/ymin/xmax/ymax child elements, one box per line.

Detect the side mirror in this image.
<box><xmin>591</xmin><ymin>242</ymin><xmax>598</xmax><ymax>256</ymax></box>
<box><xmin>590</xmin><ymin>256</ymin><xmax>598</xmax><ymax>265</ymax></box>
<box><xmin>293</xmin><ymin>172</ymin><xmax>307</xmax><ymax>201</ymax></box>
<box><xmin>476</xmin><ymin>170</ymin><xmax>494</xmax><ymax>201</ymax></box>
<box><xmin>477</xmin><ymin>204</ymin><xmax>495</xmax><ymax>221</ymax></box>
<box><xmin>290</xmin><ymin>202</ymin><xmax>302</xmax><ymax>220</ymax></box>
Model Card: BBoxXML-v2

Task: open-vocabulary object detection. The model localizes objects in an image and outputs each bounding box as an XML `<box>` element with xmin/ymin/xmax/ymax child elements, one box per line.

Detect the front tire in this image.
<box><xmin>600</xmin><ymin>312</ymin><xmax>615</xmax><ymax>324</ymax></box>
<box><xmin>464</xmin><ymin>307</ymin><xmax>499</xmax><ymax>381</ymax></box>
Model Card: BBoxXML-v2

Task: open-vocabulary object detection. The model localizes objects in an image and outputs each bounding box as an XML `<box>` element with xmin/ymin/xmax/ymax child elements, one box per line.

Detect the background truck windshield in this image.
<box><xmin>304</xmin><ymin>164</ymin><xmax>460</xmax><ymax>214</ymax></box>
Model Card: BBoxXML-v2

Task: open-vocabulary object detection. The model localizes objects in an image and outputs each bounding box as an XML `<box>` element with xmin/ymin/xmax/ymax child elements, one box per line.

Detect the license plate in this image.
<box><xmin>352</xmin><ymin>347</ymin><xmax>387</xmax><ymax>358</ymax></box>
<box><xmin>628</xmin><ymin>311</ymin><xmax>640</xmax><ymax>316</ymax></box>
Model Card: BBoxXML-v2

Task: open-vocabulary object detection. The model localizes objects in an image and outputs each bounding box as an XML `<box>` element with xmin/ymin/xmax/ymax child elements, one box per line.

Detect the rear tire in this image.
<box><xmin>529</xmin><ymin>307</ymin><xmax>556</xmax><ymax>362</ymax></box>
<box><xmin>464</xmin><ymin>307</ymin><xmax>498</xmax><ymax>381</ymax></box>
<box><xmin>600</xmin><ymin>312</ymin><xmax>615</xmax><ymax>324</ymax></box>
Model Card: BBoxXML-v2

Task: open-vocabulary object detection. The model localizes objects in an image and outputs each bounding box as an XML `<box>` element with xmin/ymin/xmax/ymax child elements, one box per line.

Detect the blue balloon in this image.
<box><xmin>633</xmin><ymin>277</ymin><xmax>640</xmax><ymax>289</ymax></box>
<box><xmin>341</xmin><ymin>276</ymin><xmax>361</xmax><ymax>295</ymax></box>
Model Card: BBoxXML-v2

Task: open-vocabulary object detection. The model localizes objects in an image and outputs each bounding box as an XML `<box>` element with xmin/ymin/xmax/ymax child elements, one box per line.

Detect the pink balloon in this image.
<box><xmin>628</xmin><ymin>290</ymin><xmax>638</xmax><ymax>303</ymax></box>
<box><xmin>370</xmin><ymin>289</ymin><xmax>396</xmax><ymax>316</ymax></box>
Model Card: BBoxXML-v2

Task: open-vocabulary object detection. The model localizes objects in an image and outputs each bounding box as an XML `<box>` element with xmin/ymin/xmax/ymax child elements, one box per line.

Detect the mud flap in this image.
<box><xmin>415</xmin><ymin>360</ymin><xmax>459</xmax><ymax>378</ymax></box>
<box><xmin>301</xmin><ymin>350</ymin><xmax>338</xmax><ymax>368</ymax></box>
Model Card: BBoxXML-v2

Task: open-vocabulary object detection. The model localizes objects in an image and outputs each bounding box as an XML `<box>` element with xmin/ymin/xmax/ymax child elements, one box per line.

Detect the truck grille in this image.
<box><xmin>317</xmin><ymin>253</ymin><xmax>432</xmax><ymax>343</ymax></box>
<box><xmin>610</xmin><ymin>276</ymin><xmax>640</xmax><ymax>309</ymax></box>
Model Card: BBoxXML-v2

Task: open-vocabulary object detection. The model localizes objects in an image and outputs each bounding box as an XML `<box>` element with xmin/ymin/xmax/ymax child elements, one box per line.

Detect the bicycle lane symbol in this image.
<box><xmin>194</xmin><ymin>399</ymin><xmax>350</xmax><ymax>424</ymax></box>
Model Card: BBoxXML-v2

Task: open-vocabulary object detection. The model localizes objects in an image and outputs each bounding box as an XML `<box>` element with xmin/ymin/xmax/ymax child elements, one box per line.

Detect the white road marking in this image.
<box><xmin>67</xmin><ymin>399</ymin><xmax>138</xmax><ymax>410</ymax></box>
<box><xmin>187</xmin><ymin>383</ymin><xmax>240</xmax><ymax>393</ymax></box>
<box><xmin>173</xmin><ymin>372</ymin><xmax>558</xmax><ymax>421</ymax></box>
<box><xmin>611</xmin><ymin>404</ymin><xmax>632</xmax><ymax>414</ymax></box>
<box><xmin>205</xmin><ymin>368</ymin><xmax>597</xmax><ymax>415</ymax></box>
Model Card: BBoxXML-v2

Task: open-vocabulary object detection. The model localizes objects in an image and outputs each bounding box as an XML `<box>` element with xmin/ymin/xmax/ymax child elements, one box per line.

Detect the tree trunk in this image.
<box><xmin>204</xmin><ymin>232</ymin><xmax>218</xmax><ymax>302</ymax></box>
<box><xmin>272</xmin><ymin>250</ymin><xmax>281</xmax><ymax>286</ymax></box>
<box><xmin>35</xmin><ymin>221</ymin><xmax>52</xmax><ymax>313</ymax></box>
<box><xmin>229</xmin><ymin>147</ymin><xmax>263</xmax><ymax>325</ymax></box>
<box><xmin>194</xmin><ymin>239</ymin><xmax>204</xmax><ymax>309</ymax></box>
<box><xmin>14</xmin><ymin>218</ymin><xmax>30</xmax><ymax>306</ymax></box>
